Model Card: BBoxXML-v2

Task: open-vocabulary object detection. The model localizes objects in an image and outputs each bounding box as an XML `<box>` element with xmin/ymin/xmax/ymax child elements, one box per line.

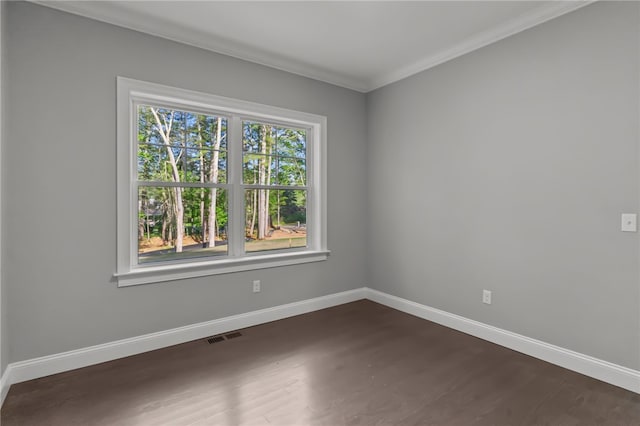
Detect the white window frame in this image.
<box><xmin>115</xmin><ymin>77</ymin><xmax>328</xmax><ymax>287</ymax></box>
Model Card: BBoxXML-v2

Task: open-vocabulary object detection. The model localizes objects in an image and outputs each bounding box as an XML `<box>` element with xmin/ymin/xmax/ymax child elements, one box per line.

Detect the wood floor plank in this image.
<box><xmin>1</xmin><ymin>300</ymin><xmax>638</xmax><ymax>425</ymax></box>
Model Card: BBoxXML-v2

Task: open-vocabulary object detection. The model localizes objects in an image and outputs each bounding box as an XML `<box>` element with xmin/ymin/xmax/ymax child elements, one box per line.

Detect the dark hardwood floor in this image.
<box><xmin>2</xmin><ymin>300</ymin><xmax>639</xmax><ymax>425</ymax></box>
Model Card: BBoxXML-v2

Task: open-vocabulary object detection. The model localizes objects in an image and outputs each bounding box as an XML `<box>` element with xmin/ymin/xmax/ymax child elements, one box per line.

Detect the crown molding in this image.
<box><xmin>366</xmin><ymin>1</ymin><xmax>596</xmax><ymax>91</ymax></box>
<box><xmin>29</xmin><ymin>0</ymin><xmax>368</xmax><ymax>92</ymax></box>
<box><xmin>31</xmin><ymin>1</ymin><xmax>595</xmax><ymax>93</ymax></box>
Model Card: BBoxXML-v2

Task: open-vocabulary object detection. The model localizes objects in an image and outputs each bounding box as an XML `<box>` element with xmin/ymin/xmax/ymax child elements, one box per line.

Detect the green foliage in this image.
<box><xmin>137</xmin><ymin>105</ymin><xmax>228</xmax><ymax>246</ymax></box>
<box><xmin>216</xmin><ymin>202</ymin><xmax>228</xmax><ymax>230</ymax></box>
<box><xmin>137</xmin><ymin>107</ymin><xmax>307</xmax><ymax>252</ymax></box>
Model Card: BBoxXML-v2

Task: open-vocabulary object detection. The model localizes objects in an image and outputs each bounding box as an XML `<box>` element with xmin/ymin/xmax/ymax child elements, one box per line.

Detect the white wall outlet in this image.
<box><xmin>482</xmin><ymin>290</ymin><xmax>492</xmax><ymax>305</ymax></box>
<box><xmin>621</xmin><ymin>214</ymin><xmax>637</xmax><ymax>232</ymax></box>
<box><xmin>252</xmin><ymin>280</ymin><xmax>261</xmax><ymax>293</ymax></box>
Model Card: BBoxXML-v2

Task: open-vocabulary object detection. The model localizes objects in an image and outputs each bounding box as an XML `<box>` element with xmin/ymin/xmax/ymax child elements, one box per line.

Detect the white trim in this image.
<box><xmin>0</xmin><ymin>368</ymin><xmax>8</xmax><ymax>407</ymax></box>
<box><xmin>30</xmin><ymin>1</ymin><xmax>594</xmax><ymax>93</ymax></box>
<box><xmin>116</xmin><ymin>77</ymin><xmax>327</xmax><ymax>286</ymax></box>
<box><xmin>365</xmin><ymin>288</ymin><xmax>640</xmax><ymax>394</ymax></box>
<box><xmin>116</xmin><ymin>250</ymin><xmax>330</xmax><ymax>287</ymax></box>
<box><xmin>3</xmin><ymin>288</ymin><xmax>366</xmax><ymax>392</ymax></box>
<box><xmin>120</xmin><ymin>77</ymin><xmax>327</xmax><ymax>126</ymax></box>
<box><xmin>1</xmin><ymin>287</ymin><xmax>638</xmax><ymax>409</ymax></box>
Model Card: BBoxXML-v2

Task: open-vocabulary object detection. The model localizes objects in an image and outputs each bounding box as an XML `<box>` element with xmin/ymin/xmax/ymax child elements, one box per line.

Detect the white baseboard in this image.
<box><xmin>1</xmin><ymin>287</ymin><xmax>366</xmax><ymax>405</ymax></box>
<box><xmin>1</xmin><ymin>286</ymin><xmax>638</xmax><ymax>409</ymax></box>
<box><xmin>0</xmin><ymin>367</ymin><xmax>9</xmax><ymax>407</ymax></box>
<box><xmin>365</xmin><ymin>288</ymin><xmax>640</xmax><ymax>394</ymax></box>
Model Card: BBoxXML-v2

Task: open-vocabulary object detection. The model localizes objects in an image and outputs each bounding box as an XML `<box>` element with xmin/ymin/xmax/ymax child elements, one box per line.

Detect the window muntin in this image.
<box><xmin>116</xmin><ymin>78</ymin><xmax>328</xmax><ymax>286</ymax></box>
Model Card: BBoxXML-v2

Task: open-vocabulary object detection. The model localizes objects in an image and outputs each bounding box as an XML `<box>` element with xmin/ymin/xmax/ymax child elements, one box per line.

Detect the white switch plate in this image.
<box><xmin>621</xmin><ymin>214</ymin><xmax>637</xmax><ymax>232</ymax></box>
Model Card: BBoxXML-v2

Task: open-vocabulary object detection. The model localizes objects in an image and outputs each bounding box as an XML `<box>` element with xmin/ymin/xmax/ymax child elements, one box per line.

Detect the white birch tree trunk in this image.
<box><xmin>207</xmin><ymin>117</ymin><xmax>222</xmax><ymax>248</ymax></box>
<box><xmin>151</xmin><ymin>108</ymin><xmax>184</xmax><ymax>252</ymax></box>
<box><xmin>265</xmin><ymin>130</ymin><xmax>272</xmax><ymax>234</ymax></box>
<box><xmin>257</xmin><ymin>125</ymin><xmax>268</xmax><ymax>240</ymax></box>
<box><xmin>197</xmin><ymin>120</ymin><xmax>206</xmax><ymax>246</ymax></box>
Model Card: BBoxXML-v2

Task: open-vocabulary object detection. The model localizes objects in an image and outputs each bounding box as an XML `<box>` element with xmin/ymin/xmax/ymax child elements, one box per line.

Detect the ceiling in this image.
<box><xmin>34</xmin><ymin>1</ymin><xmax>593</xmax><ymax>92</ymax></box>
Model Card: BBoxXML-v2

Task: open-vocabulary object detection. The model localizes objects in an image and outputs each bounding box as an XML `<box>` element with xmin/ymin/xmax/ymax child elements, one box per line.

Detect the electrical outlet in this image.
<box><xmin>482</xmin><ymin>290</ymin><xmax>492</xmax><ymax>305</ymax></box>
<box><xmin>252</xmin><ymin>280</ymin><xmax>261</xmax><ymax>293</ymax></box>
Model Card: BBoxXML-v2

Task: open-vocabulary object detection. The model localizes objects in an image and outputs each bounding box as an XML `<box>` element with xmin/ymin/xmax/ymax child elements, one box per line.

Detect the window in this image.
<box><xmin>116</xmin><ymin>78</ymin><xmax>328</xmax><ymax>286</ymax></box>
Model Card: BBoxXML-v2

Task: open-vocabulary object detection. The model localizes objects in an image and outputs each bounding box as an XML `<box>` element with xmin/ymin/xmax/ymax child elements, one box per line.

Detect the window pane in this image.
<box><xmin>277</xmin><ymin>156</ymin><xmax>306</xmax><ymax>186</ymax></box>
<box><xmin>137</xmin><ymin>143</ymin><xmax>168</xmax><ymax>181</ymax></box>
<box><xmin>183</xmin><ymin>148</ymin><xmax>227</xmax><ymax>184</ymax></box>
<box><xmin>243</xmin><ymin>121</ymin><xmax>270</xmax><ymax>153</ymax></box>
<box><xmin>138</xmin><ymin>187</ymin><xmax>228</xmax><ymax>263</ymax></box>
<box><xmin>196</xmin><ymin>114</ymin><xmax>228</xmax><ymax>151</ymax></box>
<box><xmin>275</xmin><ymin>127</ymin><xmax>306</xmax><ymax>157</ymax></box>
<box><xmin>137</xmin><ymin>105</ymin><xmax>227</xmax><ymax>183</ymax></box>
<box><xmin>242</xmin><ymin>121</ymin><xmax>306</xmax><ymax>186</ymax></box>
<box><xmin>243</xmin><ymin>153</ymin><xmax>277</xmax><ymax>185</ymax></box>
<box><xmin>244</xmin><ymin>189</ymin><xmax>307</xmax><ymax>253</ymax></box>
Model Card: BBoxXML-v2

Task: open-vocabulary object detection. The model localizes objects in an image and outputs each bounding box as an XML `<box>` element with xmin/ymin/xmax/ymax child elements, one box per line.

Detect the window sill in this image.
<box><xmin>114</xmin><ymin>250</ymin><xmax>331</xmax><ymax>287</ymax></box>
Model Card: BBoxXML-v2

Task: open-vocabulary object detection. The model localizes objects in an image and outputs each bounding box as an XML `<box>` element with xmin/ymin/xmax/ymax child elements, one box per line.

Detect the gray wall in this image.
<box><xmin>4</xmin><ymin>0</ymin><xmax>640</xmax><ymax>373</ymax></box>
<box><xmin>367</xmin><ymin>1</ymin><xmax>640</xmax><ymax>369</ymax></box>
<box><xmin>0</xmin><ymin>0</ymin><xmax>6</xmax><ymax>377</ymax></box>
<box><xmin>4</xmin><ymin>2</ymin><xmax>367</xmax><ymax>363</ymax></box>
